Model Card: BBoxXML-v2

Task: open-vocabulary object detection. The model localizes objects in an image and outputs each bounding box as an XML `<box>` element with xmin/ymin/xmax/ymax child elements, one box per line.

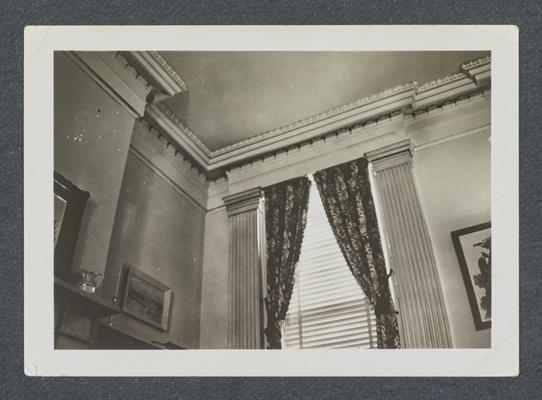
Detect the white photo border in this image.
<box><xmin>24</xmin><ymin>25</ymin><xmax>518</xmax><ymax>376</ymax></box>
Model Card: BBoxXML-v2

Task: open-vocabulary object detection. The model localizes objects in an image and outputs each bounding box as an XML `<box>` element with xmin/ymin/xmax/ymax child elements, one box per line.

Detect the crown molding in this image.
<box><xmin>137</xmin><ymin>116</ymin><xmax>209</xmax><ymax>179</ymax></box>
<box><xmin>138</xmin><ymin>55</ymin><xmax>491</xmax><ymax>179</ymax></box>
<box><xmin>129</xmin><ymin>120</ymin><xmax>209</xmax><ymax>209</ymax></box>
<box><xmin>148</xmin><ymin>51</ymin><xmax>188</xmax><ymax>92</ymax></box>
<box><xmin>155</xmin><ymin>102</ymin><xmax>212</xmax><ymax>157</ymax></box>
<box><xmin>120</xmin><ymin>51</ymin><xmax>188</xmax><ymax>100</ymax></box>
<box><xmin>212</xmin><ymin>82</ymin><xmax>417</xmax><ymax>158</ymax></box>
<box><xmin>413</xmin><ymin>72</ymin><xmax>476</xmax><ymax>110</ymax></box>
<box><xmin>149</xmin><ymin>82</ymin><xmax>417</xmax><ymax>170</ymax></box>
<box><xmin>461</xmin><ymin>55</ymin><xmax>491</xmax><ymax>85</ymax></box>
<box><xmin>407</xmin><ymin>88</ymin><xmax>491</xmax><ymax>123</ymax></box>
<box><xmin>144</xmin><ymin>102</ymin><xmax>212</xmax><ymax>168</ymax></box>
<box><xmin>67</xmin><ymin>51</ymin><xmax>153</xmax><ymax>118</ymax></box>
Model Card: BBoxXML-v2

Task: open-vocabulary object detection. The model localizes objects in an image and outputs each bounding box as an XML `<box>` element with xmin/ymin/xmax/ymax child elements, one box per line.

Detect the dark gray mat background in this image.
<box><xmin>2</xmin><ymin>1</ymin><xmax>540</xmax><ymax>398</ymax></box>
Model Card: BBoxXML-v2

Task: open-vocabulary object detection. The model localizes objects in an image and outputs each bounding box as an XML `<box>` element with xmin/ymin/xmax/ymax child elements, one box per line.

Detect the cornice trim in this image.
<box><xmin>67</xmin><ymin>51</ymin><xmax>152</xmax><ymax>118</ymax></box>
<box><xmin>154</xmin><ymin>102</ymin><xmax>212</xmax><ymax>157</ymax></box>
<box><xmin>417</xmin><ymin>72</ymin><xmax>466</xmax><ymax>92</ymax></box>
<box><xmin>412</xmin><ymin>123</ymin><xmax>491</xmax><ymax>152</ymax></box>
<box><xmin>213</xmin><ymin>82</ymin><xmax>417</xmax><ymax>157</ymax></box>
<box><xmin>129</xmin><ymin>144</ymin><xmax>207</xmax><ymax>211</ymax></box>
<box><xmin>461</xmin><ymin>55</ymin><xmax>491</xmax><ymax>85</ymax></box>
<box><xmin>145</xmin><ymin>103</ymin><xmax>212</xmax><ymax>167</ymax></box>
<box><xmin>120</xmin><ymin>51</ymin><xmax>188</xmax><ymax>99</ymax></box>
<box><xmin>148</xmin><ymin>51</ymin><xmax>188</xmax><ymax>92</ymax></box>
<box><xmin>140</xmin><ymin>55</ymin><xmax>491</xmax><ymax>177</ymax></box>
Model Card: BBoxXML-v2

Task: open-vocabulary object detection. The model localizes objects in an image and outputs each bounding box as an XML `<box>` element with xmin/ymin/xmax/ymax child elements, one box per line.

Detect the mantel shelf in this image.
<box><xmin>95</xmin><ymin>321</ymin><xmax>187</xmax><ymax>350</ymax></box>
<box><xmin>54</xmin><ymin>277</ymin><xmax>121</xmax><ymax>319</ymax></box>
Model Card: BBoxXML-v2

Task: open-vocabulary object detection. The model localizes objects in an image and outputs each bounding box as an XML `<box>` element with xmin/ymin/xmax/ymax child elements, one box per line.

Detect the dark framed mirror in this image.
<box><xmin>54</xmin><ymin>172</ymin><xmax>90</xmax><ymax>279</ymax></box>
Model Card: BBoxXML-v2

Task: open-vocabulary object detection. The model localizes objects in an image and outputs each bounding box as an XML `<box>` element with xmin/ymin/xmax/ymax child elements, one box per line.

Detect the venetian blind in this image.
<box><xmin>283</xmin><ymin>179</ymin><xmax>378</xmax><ymax>349</ymax></box>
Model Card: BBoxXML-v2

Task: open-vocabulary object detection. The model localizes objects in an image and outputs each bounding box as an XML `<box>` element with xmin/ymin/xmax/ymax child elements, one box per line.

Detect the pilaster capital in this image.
<box><xmin>366</xmin><ymin>139</ymin><xmax>412</xmax><ymax>172</ymax></box>
<box><xmin>223</xmin><ymin>187</ymin><xmax>263</xmax><ymax>216</ymax></box>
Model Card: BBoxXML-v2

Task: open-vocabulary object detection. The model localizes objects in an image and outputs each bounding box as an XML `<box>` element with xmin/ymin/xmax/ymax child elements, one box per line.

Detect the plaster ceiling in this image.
<box><xmin>160</xmin><ymin>51</ymin><xmax>490</xmax><ymax>151</ymax></box>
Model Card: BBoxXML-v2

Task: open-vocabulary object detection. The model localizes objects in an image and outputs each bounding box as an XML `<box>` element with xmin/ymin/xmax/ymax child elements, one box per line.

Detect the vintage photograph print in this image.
<box><xmin>24</xmin><ymin>26</ymin><xmax>518</xmax><ymax>376</ymax></box>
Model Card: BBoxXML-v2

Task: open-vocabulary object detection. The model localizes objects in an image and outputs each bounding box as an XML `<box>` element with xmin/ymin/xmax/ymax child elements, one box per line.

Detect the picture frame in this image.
<box><xmin>54</xmin><ymin>172</ymin><xmax>90</xmax><ymax>279</ymax></box>
<box><xmin>121</xmin><ymin>265</ymin><xmax>172</xmax><ymax>331</ymax></box>
<box><xmin>451</xmin><ymin>222</ymin><xmax>492</xmax><ymax>331</ymax></box>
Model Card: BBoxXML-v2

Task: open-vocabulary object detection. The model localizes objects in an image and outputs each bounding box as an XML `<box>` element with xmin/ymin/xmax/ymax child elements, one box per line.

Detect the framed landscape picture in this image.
<box><xmin>451</xmin><ymin>222</ymin><xmax>491</xmax><ymax>330</ymax></box>
<box><xmin>122</xmin><ymin>266</ymin><xmax>172</xmax><ymax>331</ymax></box>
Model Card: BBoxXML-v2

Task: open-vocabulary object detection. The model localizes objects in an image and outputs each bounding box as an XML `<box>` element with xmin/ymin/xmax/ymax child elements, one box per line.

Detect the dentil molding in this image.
<box><xmin>141</xmin><ymin>55</ymin><xmax>491</xmax><ymax>178</ymax></box>
<box><xmin>120</xmin><ymin>51</ymin><xmax>188</xmax><ymax>101</ymax></box>
<box><xmin>76</xmin><ymin>52</ymin><xmax>489</xmax><ymax>181</ymax></box>
<box><xmin>68</xmin><ymin>51</ymin><xmax>153</xmax><ymax>118</ymax></box>
<box><xmin>67</xmin><ymin>50</ymin><xmax>190</xmax><ymax>118</ymax></box>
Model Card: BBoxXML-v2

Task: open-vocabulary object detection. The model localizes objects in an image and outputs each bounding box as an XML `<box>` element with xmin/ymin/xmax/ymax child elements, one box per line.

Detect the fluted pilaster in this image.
<box><xmin>223</xmin><ymin>188</ymin><xmax>267</xmax><ymax>349</ymax></box>
<box><xmin>367</xmin><ymin>141</ymin><xmax>452</xmax><ymax>348</ymax></box>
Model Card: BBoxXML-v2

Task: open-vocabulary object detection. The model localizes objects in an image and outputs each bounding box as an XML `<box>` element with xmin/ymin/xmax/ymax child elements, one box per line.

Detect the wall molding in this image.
<box><xmin>145</xmin><ymin>95</ymin><xmax>490</xmax><ymax>211</ymax></box>
<box><xmin>120</xmin><ymin>51</ymin><xmax>188</xmax><ymax>100</ymax></box>
<box><xmin>68</xmin><ymin>49</ymin><xmax>192</xmax><ymax>119</ymax></box>
<box><xmin>212</xmin><ymin>82</ymin><xmax>417</xmax><ymax>158</ymax></box>
<box><xmin>138</xmin><ymin>117</ymin><xmax>209</xmax><ymax>181</ymax></box>
<box><xmin>129</xmin><ymin>145</ymin><xmax>206</xmax><ymax>211</ymax></box>
<box><xmin>129</xmin><ymin>120</ymin><xmax>209</xmax><ymax>209</ymax></box>
<box><xmin>412</xmin><ymin>124</ymin><xmax>491</xmax><ymax>152</ymax></box>
<box><xmin>67</xmin><ymin>51</ymin><xmax>153</xmax><ymax>118</ymax></box>
<box><xmin>75</xmin><ymin>52</ymin><xmax>491</xmax><ymax>188</ymax></box>
<box><xmin>141</xmin><ymin>55</ymin><xmax>491</xmax><ymax>179</ymax></box>
<box><xmin>148</xmin><ymin>102</ymin><xmax>212</xmax><ymax>162</ymax></box>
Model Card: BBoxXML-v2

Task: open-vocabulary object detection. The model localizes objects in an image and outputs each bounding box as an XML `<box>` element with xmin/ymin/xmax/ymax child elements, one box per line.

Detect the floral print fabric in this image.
<box><xmin>313</xmin><ymin>157</ymin><xmax>400</xmax><ymax>348</ymax></box>
<box><xmin>263</xmin><ymin>177</ymin><xmax>311</xmax><ymax>349</ymax></box>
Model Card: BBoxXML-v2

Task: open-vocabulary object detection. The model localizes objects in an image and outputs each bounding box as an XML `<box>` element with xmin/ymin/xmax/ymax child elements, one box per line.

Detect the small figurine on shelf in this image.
<box><xmin>75</xmin><ymin>269</ymin><xmax>104</xmax><ymax>295</ymax></box>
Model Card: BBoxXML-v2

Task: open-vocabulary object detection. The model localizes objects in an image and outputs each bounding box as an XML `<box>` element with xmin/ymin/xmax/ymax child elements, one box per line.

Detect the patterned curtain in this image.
<box><xmin>313</xmin><ymin>157</ymin><xmax>400</xmax><ymax>348</ymax></box>
<box><xmin>263</xmin><ymin>177</ymin><xmax>311</xmax><ymax>349</ymax></box>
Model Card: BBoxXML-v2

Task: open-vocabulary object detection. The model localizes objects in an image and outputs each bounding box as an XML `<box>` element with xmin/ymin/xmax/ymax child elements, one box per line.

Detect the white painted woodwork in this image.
<box><xmin>129</xmin><ymin>120</ymin><xmax>209</xmax><ymax>209</ymax></box>
<box><xmin>367</xmin><ymin>143</ymin><xmax>453</xmax><ymax>348</ymax></box>
<box><xmin>123</xmin><ymin>51</ymin><xmax>188</xmax><ymax>98</ymax></box>
<box><xmin>223</xmin><ymin>188</ymin><xmax>267</xmax><ymax>349</ymax></box>
<box><xmin>139</xmin><ymin>56</ymin><xmax>490</xmax><ymax>172</ymax></box>
<box><xmin>67</xmin><ymin>52</ymin><xmax>153</xmax><ymax>118</ymax></box>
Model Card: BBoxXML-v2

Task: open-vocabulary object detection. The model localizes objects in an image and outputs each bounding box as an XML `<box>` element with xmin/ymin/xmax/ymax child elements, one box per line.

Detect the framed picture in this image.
<box><xmin>451</xmin><ymin>222</ymin><xmax>491</xmax><ymax>330</ymax></box>
<box><xmin>122</xmin><ymin>265</ymin><xmax>172</xmax><ymax>331</ymax></box>
<box><xmin>54</xmin><ymin>172</ymin><xmax>90</xmax><ymax>279</ymax></box>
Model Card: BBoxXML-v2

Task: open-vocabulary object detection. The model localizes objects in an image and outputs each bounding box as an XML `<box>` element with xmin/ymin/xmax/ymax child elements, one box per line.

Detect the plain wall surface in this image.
<box><xmin>413</xmin><ymin>130</ymin><xmax>491</xmax><ymax>348</ymax></box>
<box><xmin>54</xmin><ymin>52</ymin><xmax>135</xmax><ymax>277</ymax></box>
<box><xmin>103</xmin><ymin>151</ymin><xmax>206</xmax><ymax>349</ymax></box>
<box><xmin>199</xmin><ymin>207</ymin><xmax>230</xmax><ymax>348</ymax></box>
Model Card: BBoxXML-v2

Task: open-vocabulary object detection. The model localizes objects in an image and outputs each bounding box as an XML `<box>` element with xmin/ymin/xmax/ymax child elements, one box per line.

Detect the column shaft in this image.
<box><xmin>224</xmin><ymin>188</ymin><xmax>266</xmax><ymax>349</ymax></box>
<box><xmin>368</xmin><ymin>143</ymin><xmax>452</xmax><ymax>348</ymax></box>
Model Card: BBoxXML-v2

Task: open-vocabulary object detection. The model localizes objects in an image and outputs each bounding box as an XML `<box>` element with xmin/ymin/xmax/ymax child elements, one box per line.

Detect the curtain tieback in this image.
<box><xmin>373</xmin><ymin>269</ymin><xmax>398</xmax><ymax>316</ymax></box>
<box><xmin>373</xmin><ymin>269</ymin><xmax>394</xmax><ymax>299</ymax></box>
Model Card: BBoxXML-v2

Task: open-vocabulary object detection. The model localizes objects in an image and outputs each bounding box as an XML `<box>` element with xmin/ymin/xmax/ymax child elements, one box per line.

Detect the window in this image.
<box><xmin>283</xmin><ymin>178</ymin><xmax>378</xmax><ymax>349</ymax></box>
